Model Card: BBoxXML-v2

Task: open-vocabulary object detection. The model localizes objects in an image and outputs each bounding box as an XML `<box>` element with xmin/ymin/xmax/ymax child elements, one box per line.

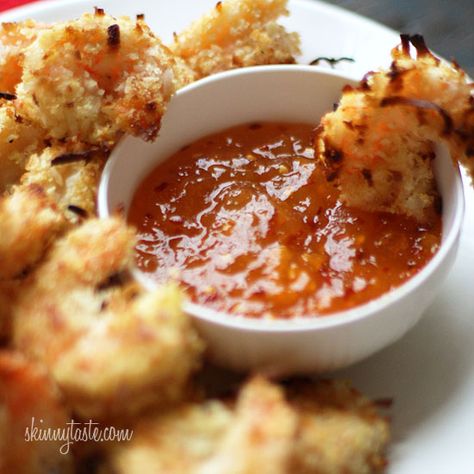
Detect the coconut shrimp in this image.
<box><xmin>315</xmin><ymin>35</ymin><xmax>474</xmax><ymax>222</ymax></box>
<box><xmin>0</xmin><ymin>185</ymin><xmax>64</xmax><ymax>342</ymax></box>
<box><xmin>0</xmin><ymin>351</ymin><xmax>74</xmax><ymax>474</ymax></box>
<box><xmin>172</xmin><ymin>0</ymin><xmax>300</xmax><ymax>80</ymax></box>
<box><xmin>0</xmin><ymin>20</ymin><xmax>44</xmax><ymax>94</ymax></box>
<box><xmin>0</xmin><ymin>184</ymin><xmax>65</xmax><ymax>280</ymax></box>
<box><xmin>0</xmin><ymin>184</ymin><xmax>66</xmax><ymax>342</ymax></box>
<box><xmin>286</xmin><ymin>379</ymin><xmax>390</xmax><ymax>473</ymax></box>
<box><xmin>15</xmin><ymin>8</ymin><xmax>192</xmax><ymax>148</ymax></box>
<box><xmin>13</xmin><ymin>217</ymin><xmax>204</xmax><ymax>420</ymax></box>
<box><xmin>104</xmin><ymin>377</ymin><xmax>389</xmax><ymax>474</ymax></box>
<box><xmin>104</xmin><ymin>377</ymin><xmax>297</xmax><ymax>474</ymax></box>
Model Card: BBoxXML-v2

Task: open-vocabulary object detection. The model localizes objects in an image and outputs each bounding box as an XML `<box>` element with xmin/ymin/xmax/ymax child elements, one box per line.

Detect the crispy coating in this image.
<box><xmin>0</xmin><ymin>20</ymin><xmax>43</xmax><ymax>93</ymax></box>
<box><xmin>105</xmin><ymin>377</ymin><xmax>297</xmax><ymax>474</ymax></box>
<box><xmin>19</xmin><ymin>146</ymin><xmax>108</xmax><ymax>224</ymax></box>
<box><xmin>172</xmin><ymin>0</ymin><xmax>300</xmax><ymax>79</ymax></box>
<box><xmin>0</xmin><ymin>351</ymin><xmax>74</xmax><ymax>474</ymax></box>
<box><xmin>0</xmin><ymin>184</ymin><xmax>64</xmax><ymax>342</ymax></box>
<box><xmin>315</xmin><ymin>35</ymin><xmax>474</xmax><ymax>222</ymax></box>
<box><xmin>13</xmin><ymin>217</ymin><xmax>204</xmax><ymax>420</ymax></box>
<box><xmin>104</xmin><ymin>377</ymin><xmax>389</xmax><ymax>474</ymax></box>
<box><xmin>0</xmin><ymin>101</ymin><xmax>45</xmax><ymax>191</ymax></box>
<box><xmin>15</xmin><ymin>9</ymin><xmax>191</xmax><ymax>147</ymax></box>
<box><xmin>196</xmin><ymin>377</ymin><xmax>296</xmax><ymax>474</ymax></box>
<box><xmin>0</xmin><ymin>184</ymin><xmax>65</xmax><ymax>280</ymax></box>
<box><xmin>287</xmin><ymin>380</ymin><xmax>390</xmax><ymax>474</ymax></box>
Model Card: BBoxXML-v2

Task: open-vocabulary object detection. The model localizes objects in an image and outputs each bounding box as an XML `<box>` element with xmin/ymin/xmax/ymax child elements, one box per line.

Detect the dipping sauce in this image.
<box><xmin>129</xmin><ymin>122</ymin><xmax>441</xmax><ymax>319</ymax></box>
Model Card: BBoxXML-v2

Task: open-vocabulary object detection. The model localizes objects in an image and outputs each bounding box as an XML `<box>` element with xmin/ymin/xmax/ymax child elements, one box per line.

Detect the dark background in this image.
<box><xmin>324</xmin><ymin>0</ymin><xmax>474</xmax><ymax>76</ymax></box>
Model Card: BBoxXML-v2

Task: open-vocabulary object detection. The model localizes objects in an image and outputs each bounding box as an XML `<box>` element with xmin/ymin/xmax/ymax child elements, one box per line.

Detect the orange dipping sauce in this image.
<box><xmin>128</xmin><ymin>122</ymin><xmax>441</xmax><ymax>319</ymax></box>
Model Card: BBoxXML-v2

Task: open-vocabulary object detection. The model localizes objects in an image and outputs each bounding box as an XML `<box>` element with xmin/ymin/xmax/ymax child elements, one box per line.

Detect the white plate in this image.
<box><xmin>2</xmin><ymin>1</ymin><xmax>473</xmax><ymax>472</ymax></box>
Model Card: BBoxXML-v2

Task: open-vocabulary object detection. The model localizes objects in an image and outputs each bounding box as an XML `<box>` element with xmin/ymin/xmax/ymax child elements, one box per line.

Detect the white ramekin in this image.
<box><xmin>98</xmin><ymin>66</ymin><xmax>464</xmax><ymax>374</ymax></box>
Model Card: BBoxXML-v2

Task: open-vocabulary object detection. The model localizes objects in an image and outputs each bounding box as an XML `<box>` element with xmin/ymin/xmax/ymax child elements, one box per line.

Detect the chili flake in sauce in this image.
<box><xmin>128</xmin><ymin>122</ymin><xmax>441</xmax><ymax>319</ymax></box>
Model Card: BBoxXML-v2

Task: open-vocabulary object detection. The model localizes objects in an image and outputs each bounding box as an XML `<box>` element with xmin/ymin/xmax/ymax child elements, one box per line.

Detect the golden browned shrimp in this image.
<box><xmin>0</xmin><ymin>185</ymin><xmax>65</xmax><ymax>342</ymax></box>
<box><xmin>315</xmin><ymin>35</ymin><xmax>474</xmax><ymax>222</ymax></box>
<box><xmin>172</xmin><ymin>0</ymin><xmax>300</xmax><ymax>79</ymax></box>
<box><xmin>196</xmin><ymin>376</ymin><xmax>296</xmax><ymax>474</ymax></box>
<box><xmin>104</xmin><ymin>377</ymin><xmax>389</xmax><ymax>474</ymax></box>
<box><xmin>104</xmin><ymin>377</ymin><xmax>297</xmax><ymax>474</ymax></box>
<box><xmin>0</xmin><ymin>351</ymin><xmax>74</xmax><ymax>474</ymax></box>
<box><xmin>0</xmin><ymin>20</ymin><xmax>44</xmax><ymax>94</ymax></box>
<box><xmin>287</xmin><ymin>379</ymin><xmax>390</xmax><ymax>473</ymax></box>
<box><xmin>15</xmin><ymin>9</ymin><xmax>192</xmax><ymax>147</ymax></box>
<box><xmin>13</xmin><ymin>217</ymin><xmax>204</xmax><ymax>420</ymax></box>
<box><xmin>0</xmin><ymin>184</ymin><xmax>65</xmax><ymax>280</ymax></box>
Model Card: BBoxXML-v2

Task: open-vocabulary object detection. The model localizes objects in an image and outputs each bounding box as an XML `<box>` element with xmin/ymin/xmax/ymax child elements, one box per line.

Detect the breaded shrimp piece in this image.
<box><xmin>104</xmin><ymin>378</ymin><xmax>389</xmax><ymax>474</ymax></box>
<box><xmin>0</xmin><ymin>101</ymin><xmax>45</xmax><ymax>191</ymax></box>
<box><xmin>0</xmin><ymin>20</ymin><xmax>44</xmax><ymax>94</ymax></box>
<box><xmin>19</xmin><ymin>146</ymin><xmax>108</xmax><ymax>224</ymax></box>
<box><xmin>13</xmin><ymin>217</ymin><xmax>204</xmax><ymax>420</ymax></box>
<box><xmin>287</xmin><ymin>379</ymin><xmax>390</xmax><ymax>474</ymax></box>
<box><xmin>315</xmin><ymin>35</ymin><xmax>474</xmax><ymax>222</ymax></box>
<box><xmin>16</xmin><ymin>9</ymin><xmax>191</xmax><ymax>147</ymax></box>
<box><xmin>0</xmin><ymin>184</ymin><xmax>65</xmax><ymax>280</ymax></box>
<box><xmin>105</xmin><ymin>377</ymin><xmax>297</xmax><ymax>474</ymax></box>
<box><xmin>172</xmin><ymin>0</ymin><xmax>300</xmax><ymax>79</ymax></box>
<box><xmin>0</xmin><ymin>351</ymin><xmax>74</xmax><ymax>474</ymax></box>
<box><xmin>0</xmin><ymin>186</ymin><xmax>59</xmax><ymax>339</ymax></box>
<box><xmin>197</xmin><ymin>376</ymin><xmax>296</xmax><ymax>474</ymax></box>
<box><xmin>105</xmin><ymin>400</ymin><xmax>234</xmax><ymax>473</ymax></box>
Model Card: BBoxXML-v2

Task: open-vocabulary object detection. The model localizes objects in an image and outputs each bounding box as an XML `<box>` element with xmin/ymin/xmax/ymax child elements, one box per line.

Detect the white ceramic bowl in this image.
<box><xmin>98</xmin><ymin>65</ymin><xmax>464</xmax><ymax>374</ymax></box>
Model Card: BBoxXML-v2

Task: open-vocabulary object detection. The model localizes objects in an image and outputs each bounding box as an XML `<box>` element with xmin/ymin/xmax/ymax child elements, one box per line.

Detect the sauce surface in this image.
<box><xmin>129</xmin><ymin>122</ymin><xmax>441</xmax><ymax>319</ymax></box>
